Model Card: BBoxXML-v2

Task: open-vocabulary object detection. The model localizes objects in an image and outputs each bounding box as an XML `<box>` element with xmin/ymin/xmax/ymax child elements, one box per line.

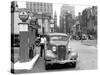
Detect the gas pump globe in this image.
<box><xmin>19</xmin><ymin>11</ymin><xmax>29</xmax><ymax>22</ymax></box>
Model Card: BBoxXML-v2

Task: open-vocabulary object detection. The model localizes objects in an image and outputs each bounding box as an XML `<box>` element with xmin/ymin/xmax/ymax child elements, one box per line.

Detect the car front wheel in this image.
<box><xmin>71</xmin><ymin>62</ymin><xmax>76</xmax><ymax>68</ymax></box>
<box><xmin>45</xmin><ymin>61</ymin><xmax>51</xmax><ymax>70</ymax></box>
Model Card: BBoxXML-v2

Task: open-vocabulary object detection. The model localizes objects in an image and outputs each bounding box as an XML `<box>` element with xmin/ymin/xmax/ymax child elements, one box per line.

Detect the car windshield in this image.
<box><xmin>50</xmin><ymin>35</ymin><xmax>68</xmax><ymax>41</ymax></box>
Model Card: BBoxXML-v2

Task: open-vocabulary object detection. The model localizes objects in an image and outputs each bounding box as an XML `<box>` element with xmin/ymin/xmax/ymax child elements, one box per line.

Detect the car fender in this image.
<box><xmin>45</xmin><ymin>50</ymin><xmax>56</xmax><ymax>60</ymax></box>
<box><xmin>68</xmin><ymin>51</ymin><xmax>78</xmax><ymax>60</ymax></box>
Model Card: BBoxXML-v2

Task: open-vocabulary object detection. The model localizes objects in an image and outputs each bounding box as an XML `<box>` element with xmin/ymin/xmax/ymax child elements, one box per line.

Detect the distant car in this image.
<box><xmin>81</xmin><ymin>34</ymin><xmax>88</xmax><ymax>40</ymax></box>
<box><xmin>88</xmin><ymin>35</ymin><xmax>94</xmax><ymax>40</ymax></box>
<box><xmin>44</xmin><ymin>33</ymin><xmax>78</xmax><ymax>70</ymax></box>
<box><xmin>75</xmin><ymin>35</ymin><xmax>80</xmax><ymax>40</ymax></box>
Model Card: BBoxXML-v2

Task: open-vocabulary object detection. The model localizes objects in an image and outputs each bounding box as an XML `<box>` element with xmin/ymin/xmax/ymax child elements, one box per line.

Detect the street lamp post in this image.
<box><xmin>38</xmin><ymin>12</ymin><xmax>44</xmax><ymax>35</ymax></box>
<box><xmin>42</xmin><ymin>14</ymin><xmax>45</xmax><ymax>35</ymax></box>
<box><xmin>63</xmin><ymin>16</ymin><xmax>66</xmax><ymax>34</ymax></box>
<box><xmin>50</xmin><ymin>19</ymin><xmax>54</xmax><ymax>33</ymax></box>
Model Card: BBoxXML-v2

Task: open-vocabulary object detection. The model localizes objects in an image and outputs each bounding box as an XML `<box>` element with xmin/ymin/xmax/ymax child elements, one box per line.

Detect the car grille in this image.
<box><xmin>57</xmin><ymin>45</ymin><xmax>66</xmax><ymax>60</ymax></box>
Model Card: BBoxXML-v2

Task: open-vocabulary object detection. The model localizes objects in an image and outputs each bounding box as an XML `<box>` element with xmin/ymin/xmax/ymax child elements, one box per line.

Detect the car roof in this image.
<box><xmin>47</xmin><ymin>33</ymin><xmax>68</xmax><ymax>36</ymax></box>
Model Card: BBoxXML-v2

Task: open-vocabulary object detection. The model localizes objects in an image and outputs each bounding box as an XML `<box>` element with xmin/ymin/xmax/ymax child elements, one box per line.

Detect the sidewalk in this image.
<box><xmin>81</xmin><ymin>40</ymin><xmax>97</xmax><ymax>47</ymax></box>
<box><xmin>13</xmin><ymin>54</ymin><xmax>40</xmax><ymax>70</ymax></box>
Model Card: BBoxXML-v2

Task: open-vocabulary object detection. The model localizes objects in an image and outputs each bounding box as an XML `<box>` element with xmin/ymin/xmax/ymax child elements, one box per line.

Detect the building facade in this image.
<box><xmin>60</xmin><ymin>5</ymin><xmax>75</xmax><ymax>18</ymax></box>
<box><xmin>60</xmin><ymin>5</ymin><xmax>75</xmax><ymax>34</ymax></box>
<box><xmin>26</xmin><ymin>2</ymin><xmax>53</xmax><ymax>16</ymax></box>
<box><xmin>26</xmin><ymin>2</ymin><xmax>53</xmax><ymax>34</ymax></box>
<box><xmin>54</xmin><ymin>11</ymin><xmax>57</xmax><ymax>32</ymax></box>
<box><xmin>81</xmin><ymin>6</ymin><xmax>97</xmax><ymax>38</ymax></box>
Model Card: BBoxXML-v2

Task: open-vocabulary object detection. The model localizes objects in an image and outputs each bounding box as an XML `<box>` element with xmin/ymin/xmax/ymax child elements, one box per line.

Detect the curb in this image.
<box><xmin>31</xmin><ymin>54</ymin><xmax>40</xmax><ymax>69</ymax></box>
<box><xmin>14</xmin><ymin>54</ymin><xmax>40</xmax><ymax>70</ymax></box>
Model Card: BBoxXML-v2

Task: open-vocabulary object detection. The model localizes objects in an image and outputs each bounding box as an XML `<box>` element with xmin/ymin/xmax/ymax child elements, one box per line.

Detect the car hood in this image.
<box><xmin>50</xmin><ymin>41</ymin><xmax>69</xmax><ymax>46</ymax></box>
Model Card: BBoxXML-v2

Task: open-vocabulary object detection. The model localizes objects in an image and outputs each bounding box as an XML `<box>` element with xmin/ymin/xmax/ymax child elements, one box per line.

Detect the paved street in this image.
<box><xmin>69</xmin><ymin>40</ymin><xmax>97</xmax><ymax>70</ymax></box>
<box><xmin>30</xmin><ymin>40</ymin><xmax>97</xmax><ymax>72</ymax></box>
<box><xmin>14</xmin><ymin>40</ymin><xmax>97</xmax><ymax>74</ymax></box>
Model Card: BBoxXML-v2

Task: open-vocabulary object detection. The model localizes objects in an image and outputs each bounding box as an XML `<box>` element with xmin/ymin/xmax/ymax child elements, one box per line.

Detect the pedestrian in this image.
<box><xmin>40</xmin><ymin>35</ymin><xmax>47</xmax><ymax>57</ymax></box>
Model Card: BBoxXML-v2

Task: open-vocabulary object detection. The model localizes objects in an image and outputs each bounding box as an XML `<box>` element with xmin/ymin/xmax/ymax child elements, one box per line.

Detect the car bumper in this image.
<box><xmin>46</xmin><ymin>59</ymin><xmax>77</xmax><ymax>64</ymax></box>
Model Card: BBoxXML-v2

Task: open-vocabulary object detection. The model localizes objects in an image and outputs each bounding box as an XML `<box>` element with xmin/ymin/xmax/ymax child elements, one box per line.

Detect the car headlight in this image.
<box><xmin>52</xmin><ymin>46</ymin><xmax>56</xmax><ymax>51</ymax></box>
<box><xmin>46</xmin><ymin>50</ymin><xmax>56</xmax><ymax>58</ymax></box>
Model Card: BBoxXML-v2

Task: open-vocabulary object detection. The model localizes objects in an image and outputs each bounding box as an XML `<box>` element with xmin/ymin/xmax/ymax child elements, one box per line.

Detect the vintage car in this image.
<box><xmin>44</xmin><ymin>33</ymin><xmax>78</xmax><ymax>69</ymax></box>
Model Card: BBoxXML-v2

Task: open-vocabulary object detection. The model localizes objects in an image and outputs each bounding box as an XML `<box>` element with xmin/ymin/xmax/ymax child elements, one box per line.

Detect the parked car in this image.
<box><xmin>81</xmin><ymin>34</ymin><xmax>88</xmax><ymax>40</ymax></box>
<box><xmin>44</xmin><ymin>33</ymin><xmax>78</xmax><ymax>70</ymax></box>
<box><xmin>75</xmin><ymin>35</ymin><xmax>80</xmax><ymax>40</ymax></box>
<box><xmin>88</xmin><ymin>35</ymin><xmax>94</xmax><ymax>40</ymax></box>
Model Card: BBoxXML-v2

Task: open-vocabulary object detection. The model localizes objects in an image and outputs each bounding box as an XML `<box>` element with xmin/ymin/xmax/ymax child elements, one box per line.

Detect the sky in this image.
<box><xmin>17</xmin><ymin>1</ymin><xmax>91</xmax><ymax>26</ymax></box>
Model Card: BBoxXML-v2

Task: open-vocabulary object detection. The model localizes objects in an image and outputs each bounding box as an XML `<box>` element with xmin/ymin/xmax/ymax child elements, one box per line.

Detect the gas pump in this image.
<box><xmin>18</xmin><ymin>11</ymin><xmax>29</xmax><ymax>62</ymax></box>
<box><xmin>18</xmin><ymin>11</ymin><xmax>40</xmax><ymax>62</ymax></box>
